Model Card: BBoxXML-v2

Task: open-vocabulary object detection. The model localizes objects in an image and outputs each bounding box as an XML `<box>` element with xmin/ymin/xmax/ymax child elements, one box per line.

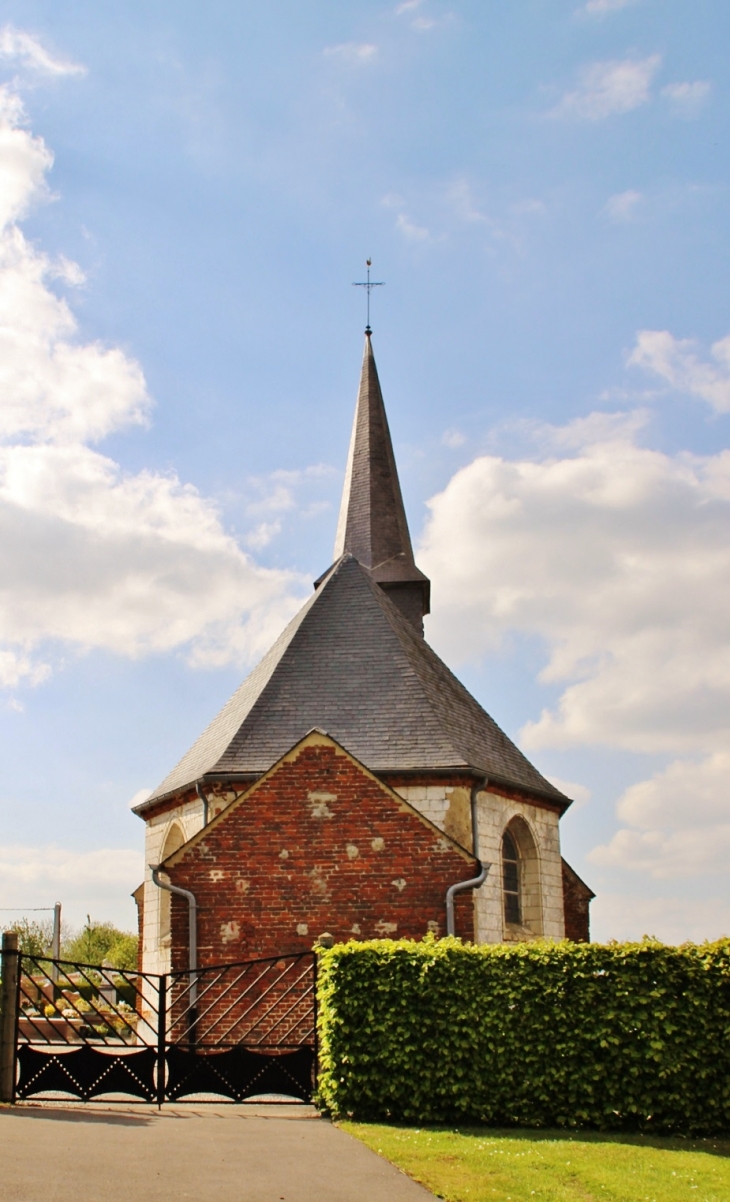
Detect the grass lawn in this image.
<box><xmin>342</xmin><ymin>1122</ymin><xmax>730</xmax><ymax>1201</ymax></box>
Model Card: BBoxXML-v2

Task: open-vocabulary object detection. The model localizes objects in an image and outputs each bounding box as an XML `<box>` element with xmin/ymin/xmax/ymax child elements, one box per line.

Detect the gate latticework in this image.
<box><xmin>9</xmin><ymin>951</ymin><xmax>316</xmax><ymax>1105</ymax></box>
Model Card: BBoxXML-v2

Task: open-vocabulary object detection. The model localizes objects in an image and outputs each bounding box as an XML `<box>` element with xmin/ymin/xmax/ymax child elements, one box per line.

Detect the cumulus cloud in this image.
<box><xmin>661</xmin><ymin>80</ymin><xmax>711</xmax><ymax>117</ymax></box>
<box><xmin>0</xmin><ymin>844</ymin><xmax>143</xmax><ymax>928</ymax></box>
<box><xmin>629</xmin><ymin>329</ymin><xmax>730</xmax><ymax>412</ymax></box>
<box><xmin>549</xmin><ymin>55</ymin><xmax>660</xmax><ymax>121</ymax></box>
<box><xmin>603</xmin><ymin>189</ymin><xmax>642</xmax><ymax>222</ymax></box>
<box><xmin>421</xmin><ymin>410</ymin><xmax>730</xmax><ymax>889</ymax></box>
<box><xmin>589</xmin><ymin>753</ymin><xmax>730</xmax><ymax>879</ymax></box>
<box><xmin>591</xmin><ymin>892</ymin><xmax>730</xmax><ymax>944</ymax></box>
<box><xmin>547</xmin><ymin>777</ymin><xmax>591</xmax><ymax>808</ymax></box>
<box><xmin>0</xmin><ymin>79</ymin><xmax>307</xmax><ymax>688</ymax></box>
<box><xmin>419</xmin><ymin>411</ymin><xmax>730</xmax><ymax>757</ymax></box>
<box><xmin>0</xmin><ymin>26</ymin><xmax>86</xmax><ymax>78</ymax></box>
<box><xmin>242</xmin><ymin>464</ymin><xmax>336</xmax><ymax>550</ymax></box>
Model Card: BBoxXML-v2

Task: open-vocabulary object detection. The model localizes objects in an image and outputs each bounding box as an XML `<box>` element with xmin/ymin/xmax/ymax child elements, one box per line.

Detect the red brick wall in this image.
<box><xmin>562</xmin><ymin>859</ymin><xmax>593</xmax><ymax>942</ymax></box>
<box><xmin>167</xmin><ymin>736</ymin><xmax>477</xmax><ymax>969</ymax></box>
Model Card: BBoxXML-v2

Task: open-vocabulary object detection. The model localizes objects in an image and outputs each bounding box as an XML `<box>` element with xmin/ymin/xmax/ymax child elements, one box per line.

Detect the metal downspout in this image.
<box><xmin>445</xmin><ymin>778</ymin><xmax>491</xmax><ymax>937</ymax></box>
<box><xmin>195</xmin><ymin>781</ymin><xmax>209</xmax><ymax>827</ymax></box>
<box><xmin>150</xmin><ymin>866</ymin><xmax>198</xmax><ymax>1010</ymax></box>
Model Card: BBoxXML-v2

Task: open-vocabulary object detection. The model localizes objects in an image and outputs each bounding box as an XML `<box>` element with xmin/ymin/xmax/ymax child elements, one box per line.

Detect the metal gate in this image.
<box><xmin>8</xmin><ymin>950</ymin><xmax>316</xmax><ymax>1105</ymax></box>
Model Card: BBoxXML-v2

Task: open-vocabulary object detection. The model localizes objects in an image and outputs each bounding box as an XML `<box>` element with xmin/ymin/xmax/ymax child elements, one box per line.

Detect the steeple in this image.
<box><xmin>333</xmin><ymin>331</ymin><xmax>430</xmax><ymax>634</ymax></box>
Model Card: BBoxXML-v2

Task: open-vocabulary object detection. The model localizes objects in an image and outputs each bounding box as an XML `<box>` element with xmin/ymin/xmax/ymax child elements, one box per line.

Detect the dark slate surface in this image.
<box><xmin>145</xmin><ymin>556</ymin><xmax>568</xmax><ymax>807</ymax></box>
<box><xmin>333</xmin><ymin>333</ymin><xmax>429</xmax><ymax>589</ymax></box>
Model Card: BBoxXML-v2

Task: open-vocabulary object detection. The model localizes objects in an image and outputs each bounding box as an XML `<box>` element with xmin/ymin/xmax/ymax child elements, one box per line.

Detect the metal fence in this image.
<box><xmin>0</xmin><ymin>941</ymin><xmax>316</xmax><ymax>1105</ymax></box>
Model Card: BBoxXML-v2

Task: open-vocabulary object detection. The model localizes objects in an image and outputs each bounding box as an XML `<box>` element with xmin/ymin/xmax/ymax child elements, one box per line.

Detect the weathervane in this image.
<box><xmin>352</xmin><ymin>258</ymin><xmax>384</xmax><ymax>333</ymax></box>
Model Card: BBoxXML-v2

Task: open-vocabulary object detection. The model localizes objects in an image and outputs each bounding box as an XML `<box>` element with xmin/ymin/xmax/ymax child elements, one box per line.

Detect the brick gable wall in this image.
<box><xmin>562</xmin><ymin>859</ymin><xmax>594</xmax><ymax>942</ymax></box>
<box><xmin>165</xmin><ymin>735</ymin><xmax>477</xmax><ymax>968</ymax></box>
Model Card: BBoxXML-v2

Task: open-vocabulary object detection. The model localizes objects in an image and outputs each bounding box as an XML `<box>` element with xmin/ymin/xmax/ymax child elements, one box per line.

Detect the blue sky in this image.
<box><xmin>0</xmin><ymin>0</ymin><xmax>728</xmax><ymax>940</ymax></box>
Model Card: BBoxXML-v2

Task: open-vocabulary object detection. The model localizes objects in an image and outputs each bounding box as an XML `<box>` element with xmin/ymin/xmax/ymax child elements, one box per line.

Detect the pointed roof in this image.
<box><xmin>139</xmin><ymin>556</ymin><xmax>569</xmax><ymax>811</ymax></box>
<box><xmin>332</xmin><ymin>332</ymin><xmax>429</xmax><ymax>627</ymax></box>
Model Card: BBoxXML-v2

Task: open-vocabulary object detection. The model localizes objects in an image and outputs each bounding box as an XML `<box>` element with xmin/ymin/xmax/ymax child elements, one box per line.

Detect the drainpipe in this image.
<box><xmin>445</xmin><ymin>778</ymin><xmax>491</xmax><ymax>937</ymax></box>
<box><xmin>150</xmin><ymin>865</ymin><xmax>198</xmax><ymax>1011</ymax></box>
<box><xmin>195</xmin><ymin>781</ymin><xmax>209</xmax><ymax>828</ymax></box>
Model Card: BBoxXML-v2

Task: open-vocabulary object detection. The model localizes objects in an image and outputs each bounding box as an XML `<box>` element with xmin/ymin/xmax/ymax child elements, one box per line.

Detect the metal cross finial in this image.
<box><xmin>352</xmin><ymin>258</ymin><xmax>384</xmax><ymax>333</ymax></box>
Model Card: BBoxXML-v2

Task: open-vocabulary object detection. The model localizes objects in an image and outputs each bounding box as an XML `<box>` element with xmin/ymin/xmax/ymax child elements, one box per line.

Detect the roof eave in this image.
<box><xmin>134</xmin><ymin>763</ymin><xmax>570</xmax><ymax>818</ymax></box>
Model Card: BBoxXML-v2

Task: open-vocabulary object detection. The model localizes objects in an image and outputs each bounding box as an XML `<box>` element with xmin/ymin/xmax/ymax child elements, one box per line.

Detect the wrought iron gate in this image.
<box><xmin>10</xmin><ymin>951</ymin><xmax>316</xmax><ymax>1105</ymax></box>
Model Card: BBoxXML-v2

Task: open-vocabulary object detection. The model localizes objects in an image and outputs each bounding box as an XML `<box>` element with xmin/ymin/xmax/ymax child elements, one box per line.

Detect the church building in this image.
<box><xmin>134</xmin><ymin>331</ymin><xmax>593</xmax><ymax>975</ymax></box>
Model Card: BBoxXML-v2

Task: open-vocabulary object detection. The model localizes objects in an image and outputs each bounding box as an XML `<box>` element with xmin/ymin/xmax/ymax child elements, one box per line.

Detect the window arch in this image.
<box><xmin>158</xmin><ymin>822</ymin><xmax>185</xmax><ymax>948</ymax></box>
<box><xmin>501</xmin><ymin>816</ymin><xmax>542</xmax><ymax>936</ymax></box>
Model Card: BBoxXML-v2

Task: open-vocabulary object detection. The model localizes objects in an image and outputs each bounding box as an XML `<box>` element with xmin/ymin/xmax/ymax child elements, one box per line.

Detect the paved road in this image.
<box><xmin>0</xmin><ymin>1103</ymin><xmax>434</xmax><ymax>1201</ymax></box>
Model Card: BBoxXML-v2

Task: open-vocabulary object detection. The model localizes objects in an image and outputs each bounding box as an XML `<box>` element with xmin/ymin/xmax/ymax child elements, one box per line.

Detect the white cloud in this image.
<box><xmin>547</xmin><ymin>777</ymin><xmax>591</xmax><ymax>808</ymax></box>
<box><xmin>395</xmin><ymin>0</ymin><xmax>425</xmax><ymax>12</ymax></box>
<box><xmin>423</xmin><ymin>411</ymin><xmax>730</xmax><ymax>909</ymax></box>
<box><xmin>323</xmin><ymin>43</ymin><xmax>377</xmax><ymax>63</ymax></box>
<box><xmin>629</xmin><ymin>329</ymin><xmax>730</xmax><ymax>413</ymax></box>
<box><xmin>447</xmin><ymin>179</ymin><xmax>490</xmax><ymax>225</ymax></box>
<box><xmin>0</xmin><ymin>844</ymin><xmax>143</xmax><ymax>885</ymax></box>
<box><xmin>0</xmin><ymin>844</ymin><xmax>143</xmax><ymax>929</ymax></box>
<box><xmin>240</xmin><ymin>464</ymin><xmax>336</xmax><ymax>549</ymax></box>
<box><xmin>396</xmin><ymin>212</ymin><xmax>430</xmax><ymax>242</ymax></box>
<box><xmin>589</xmin><ymin>753</ymin><xmax>730</xmax><ymax>878</ymax></box>
<box><xmin>591</xmin><ymin>892</ymin><xmax>730</xmax><ymax>944</ymax></box>
<box><xmin>581</xmin><ymin>0</ymin><xmax>640</xmax><ymax>16</ymax></box>
<box><xmin>0</xmin><ymin>77</ymin><xmax>307</xmax><ymax>688</ymax></box>
<box><xmin>549</xmin><ymin>55</ymin><xmax>660</xmax><ymax>121</ymax></box>
<box><xmin>382</xmin><ymin>194</ymin><xmax>431</xmax><ymax>242</ymax></box>
<box><xmin>661</xmin><ymin>80</ymin><xmax>711</xmax><ymax>117</ymax></box>
<box><xmin>128</xmin><ymin>788</ymin><xmax>152</xmax><ymax>810</ymax></box>
<box><xmin>603</xmin><ymin>189</ymin><xmax>642</xmax><ymax>222</ymax></box>
<box><xmin>0</xmin><ymin>26</ymin><xmax>86</xmax><ymax>78</ymax></box>
<box><xmin>0</xmin><ymin>86</ymin><xmax>53</xmax><ymax>225</ymax></box>
<box><xmin>442</xmin><ymin>428</ymin><xmax>466</xmax><ymax>449</ymax></box>
<box><xmin>419</xmin><ymin>411</ymin><xmax>730</xmax><ymax>757</ymax></box>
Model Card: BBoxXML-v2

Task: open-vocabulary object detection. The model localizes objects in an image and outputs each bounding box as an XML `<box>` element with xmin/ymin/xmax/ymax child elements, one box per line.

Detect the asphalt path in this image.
<box><xmin>0</xmin><ymin>1102</ymin><xmax>435</xmax><ymax>1201</ymax></box>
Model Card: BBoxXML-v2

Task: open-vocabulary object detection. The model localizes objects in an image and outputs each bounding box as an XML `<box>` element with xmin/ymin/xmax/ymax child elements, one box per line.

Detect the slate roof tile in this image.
<box><xmin>143</xmin><ymin>555</ymin><xmax>568</xmax><ymax>808</ymax></box>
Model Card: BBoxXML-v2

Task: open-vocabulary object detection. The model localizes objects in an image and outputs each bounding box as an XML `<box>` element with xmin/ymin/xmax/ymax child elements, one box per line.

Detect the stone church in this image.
<box><xmin>134</xmin><ymin>332</ymin><xmax>593</xmax><ymax>975</ymax></box>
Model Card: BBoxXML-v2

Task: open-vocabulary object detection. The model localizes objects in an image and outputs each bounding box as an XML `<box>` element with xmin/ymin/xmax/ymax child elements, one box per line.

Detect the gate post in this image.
<box><xmin>0</xmin><ymin>932</ymin><xmax>20</xmax><ymax>1103</ymax></box>
<box><xmin>157</xmin><ymin>974</ymin><xmax>167</xmax><ymax>1109</ymax></box>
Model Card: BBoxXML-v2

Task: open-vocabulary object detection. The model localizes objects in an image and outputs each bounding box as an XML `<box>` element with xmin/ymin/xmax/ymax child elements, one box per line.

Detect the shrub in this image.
<box><xmin>316</xmin><ymin>936</ymin><xmax>730</xmax><ymax>1134</ymax></box>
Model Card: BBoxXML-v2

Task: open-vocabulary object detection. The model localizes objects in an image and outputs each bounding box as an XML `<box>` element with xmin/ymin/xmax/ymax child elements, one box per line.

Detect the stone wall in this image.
<box><xmin>393</xmin><ymin>782</ymin><xmax>566</xmax><ymax>944</ymax></box>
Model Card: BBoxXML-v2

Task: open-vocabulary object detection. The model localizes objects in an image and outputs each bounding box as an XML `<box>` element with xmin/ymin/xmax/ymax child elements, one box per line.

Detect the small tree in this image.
<box><xmin>7</xmin><ymin>917</ymin><xmax>54</xmax><ymax>957</ymax></box>
<box><xmin>63</xmin><ymin>918</ymin><xmax>138</xmax><ymax>971</ymax></box>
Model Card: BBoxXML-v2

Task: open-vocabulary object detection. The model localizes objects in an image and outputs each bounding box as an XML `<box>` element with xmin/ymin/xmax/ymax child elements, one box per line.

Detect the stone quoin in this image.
<box><xmin>133</xmin><ymin>330</ymin><xmax>593</xmax><ymax>973</ymax></box>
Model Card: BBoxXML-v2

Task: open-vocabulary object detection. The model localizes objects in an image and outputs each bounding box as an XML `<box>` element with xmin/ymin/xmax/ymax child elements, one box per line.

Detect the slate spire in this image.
<box><xmin>333</xmin><ymin>331</ymin><xmax>430</xmax><ymax>633</ymax></box>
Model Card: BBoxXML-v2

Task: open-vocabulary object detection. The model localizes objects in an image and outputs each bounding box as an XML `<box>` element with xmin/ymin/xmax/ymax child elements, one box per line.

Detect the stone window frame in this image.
<box><xmin>501</xmin><ymin>814</ymin><xmax>543</xmax><ymax>940</ymax></box>
<box><xmin>158</xmin><ymin>821</ymin><xmax>186</xmax><ymax>950</ymax></box>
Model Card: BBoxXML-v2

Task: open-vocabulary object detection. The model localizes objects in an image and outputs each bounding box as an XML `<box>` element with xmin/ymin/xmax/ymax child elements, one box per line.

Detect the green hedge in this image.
<box><xmin>316</xmin><ymin>936</ymin><xmax>730</xmax><ymax>1133</ymax></box>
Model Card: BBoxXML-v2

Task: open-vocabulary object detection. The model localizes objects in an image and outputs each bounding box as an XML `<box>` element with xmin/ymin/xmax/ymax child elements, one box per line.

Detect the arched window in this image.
<box><xmin>158</xmin><ymin>823</ymin><xmax>185</xmax><ymax>948</ymax></box>
<box><xmin>502</xmin><ymin>830</ymin><xmax>521</xmax><ymax>925</ymax></box>
<box><xmin>501</xmin><ymin>817</ymin><xmax>543</xmax><ymax>936</ymax></box>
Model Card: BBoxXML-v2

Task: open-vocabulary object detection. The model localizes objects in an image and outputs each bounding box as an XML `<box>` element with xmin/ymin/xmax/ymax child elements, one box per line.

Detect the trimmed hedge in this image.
<box><xmin>316</xmin><ymin>936</ymin><xmax>730</xmax><ymax>1133</ymax></box>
